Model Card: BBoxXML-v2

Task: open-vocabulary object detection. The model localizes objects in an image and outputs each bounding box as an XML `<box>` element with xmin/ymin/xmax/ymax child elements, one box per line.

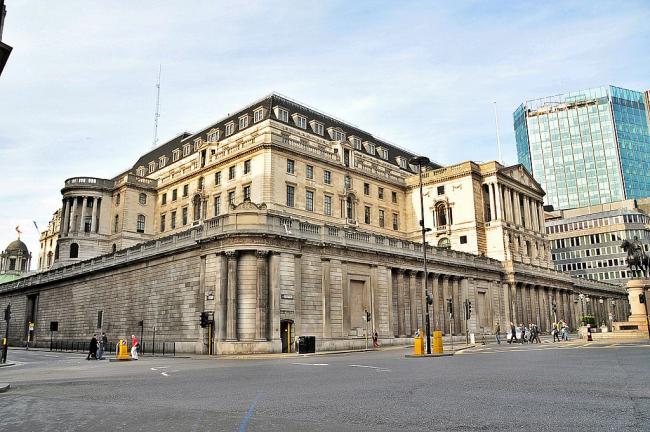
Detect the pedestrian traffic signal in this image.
<box><xmin>3</xmin><ymin>304</ymin><xmax>10</xmax><ymax>322</ymax></box>
<box><xmin>200</xmin><ymin>312</ymin><xmax>209</xmax><ymax>328</ymax></box>
<box><xmin>640</xmin><ymin>294</ymin><xmax>646</xmax><ymax>304</ymax></box>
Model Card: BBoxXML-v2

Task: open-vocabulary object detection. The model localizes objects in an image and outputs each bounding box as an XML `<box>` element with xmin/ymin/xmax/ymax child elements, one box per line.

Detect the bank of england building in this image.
<box><xmin>0</xmin><ymin>94</ymin><xmax>628</xmax><ymax>353</ymax></box>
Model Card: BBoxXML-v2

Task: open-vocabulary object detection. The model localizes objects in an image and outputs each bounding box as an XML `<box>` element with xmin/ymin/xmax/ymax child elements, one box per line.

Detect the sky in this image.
<box><xmin>1</xmin><ymin>0</ymin><xmax>649</xmax><ymax>267</ymax></box>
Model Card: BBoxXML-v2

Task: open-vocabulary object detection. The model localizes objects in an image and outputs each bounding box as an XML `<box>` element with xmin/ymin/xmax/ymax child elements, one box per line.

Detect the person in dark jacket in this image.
<box><xmin>87</xmin><ymin>334</ymin><xmax>98</xmax><ymax>360</ymax></box>
<box><xmin>508</xmin><ymin>322</ymin><xmax>517</xmax><ymax>344</ymax></box>
<box><xmin>97</xmin><ymin>332</ymin><xmax>108</xmax><ymax>360</ymax></box>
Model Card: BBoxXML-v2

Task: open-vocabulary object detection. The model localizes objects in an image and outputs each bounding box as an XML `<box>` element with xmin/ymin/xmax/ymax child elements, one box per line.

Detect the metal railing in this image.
<box><xmin>48</xmin><ymin>339</ymin><xmax>176</xmax><ymax>356</ymax></box>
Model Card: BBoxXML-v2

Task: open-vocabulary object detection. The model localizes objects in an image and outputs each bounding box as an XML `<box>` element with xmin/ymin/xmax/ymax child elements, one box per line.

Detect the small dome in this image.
<box><xmin>5</xmin><ymin>239</ymin><xmax>29</xmax><ymax>254</ymax></box>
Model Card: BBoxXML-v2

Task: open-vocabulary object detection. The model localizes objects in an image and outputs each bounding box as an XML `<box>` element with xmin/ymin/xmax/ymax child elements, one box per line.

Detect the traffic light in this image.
<box><xmin>200</xmin><ymin>312</ymin><xmax>209</xmax><ymax>328</ymax></box>
<box><xmin>552</xmin><ymin>302</ymin><xmax>557</xmax><ymax>313</ymax></box>
<box><xmin>426</xmin><ymin>293</ymin><xmax>433</xmax><ymax>305</ymax></box>
<box><xmin>446</xmin><ymin>299</ymin><xmax>453</xmax><ymax>316</ymax></box>
<box><xmin>365</xmin><ymin>310</ymin><xmax>371</xmax><ymax>322</ymax></box>
<box><xmin>3</xmin><ymin>304</ymin><xmax>10</xmax><ymax>322</ymax></box>
<box><xmin>467</xmin><ymin>300</ymin><xmax>472</xmax><ymax>319</ymax></box>
<box><xmin>640</xmin><ymin>294</ymin><xmax>646</xmax><ymax>304</ymax></box>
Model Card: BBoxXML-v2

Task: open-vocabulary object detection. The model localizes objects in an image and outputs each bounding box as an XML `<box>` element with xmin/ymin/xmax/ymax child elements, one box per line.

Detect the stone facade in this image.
<box><xmin>0</xmin><ymin>93</ymin><xmax>629</xmax><ymax>353</ymax></box>
<box><xmin>38</xmin><ymin>209</ymin><xmax>60</xmax><ymax>271</ymax></box>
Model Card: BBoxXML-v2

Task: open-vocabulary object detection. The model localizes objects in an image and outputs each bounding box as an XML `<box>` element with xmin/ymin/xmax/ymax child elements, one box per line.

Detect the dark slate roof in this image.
<box><xmin>128</xmin><ymin>93</ymin><xmax>440</xmax><ymax>177</ymax></box>
<box><xmin>4</xmin><ymin>239</ymin><xmax>28</xmax><ymax>254</ymax></box>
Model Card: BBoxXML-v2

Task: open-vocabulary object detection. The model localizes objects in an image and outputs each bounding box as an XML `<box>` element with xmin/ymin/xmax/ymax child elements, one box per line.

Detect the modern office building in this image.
<box><xmin>546</xmin><ymin>198</ymin><xmax>650</xmax><ymax>288</ymax></box>
<box><xmin>0</xmin><ymin>94</ymin><xmax>626</xmax><ymax>353</ymax></box>
<box><xmin>514</xmin><ymin>85</ymin><xmax>650</xmax><ymax>210</ymax></box>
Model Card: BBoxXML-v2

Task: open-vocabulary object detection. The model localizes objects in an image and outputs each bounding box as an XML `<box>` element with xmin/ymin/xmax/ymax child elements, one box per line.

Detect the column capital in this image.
<box><xmin>255</xmin><ymin>250</ymin><xmax>269</xmax><ymax>258</ymax></box>
<box><xmin>224</xmin><ymin>250</ymin><xmax>238</xmax><ymax>259</ymax></box>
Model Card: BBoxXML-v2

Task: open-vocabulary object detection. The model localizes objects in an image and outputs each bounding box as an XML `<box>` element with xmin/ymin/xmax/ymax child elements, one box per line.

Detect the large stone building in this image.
<box><xmin>37</xmin><ymin>209</ymin><xmax>61</xmax><ymax>271</ymax></box>
<box><xmin>0</xmin><ymin>94</ymin><xmax>627</xmax><ymax>354</ymax></box>
<box><xmin>0</xmin><ymin>233</ymin><xmax>32</xmax><ymax>284</ymax></box>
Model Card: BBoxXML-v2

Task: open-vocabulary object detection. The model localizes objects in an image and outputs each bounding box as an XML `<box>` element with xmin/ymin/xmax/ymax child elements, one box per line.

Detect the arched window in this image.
<box><xmin>139</xmin><ymin>193</ymin><xmax>147</xmax><ymax>205</ymax></box>
<box><xmin>137</xmin><ymin>214</ymin><xmax>145</xmax><ymax>233</ymax></box>
<box><xmin>435</xmin><ymin>203</ymin><xmax>447</xmax><ymax>227</ymax></box>
<box><xmin>70</xmin><ymin>243</ymin><xmax>79</xmax><ymax>258</ymax></box>
<box><xmin>438</xmin><ymin>238</ymin><xmax>451</xmax><ymax>249</ymax></box>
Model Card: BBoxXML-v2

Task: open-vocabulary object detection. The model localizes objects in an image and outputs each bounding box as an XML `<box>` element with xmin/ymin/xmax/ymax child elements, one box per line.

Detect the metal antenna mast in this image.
<box><xmin>493</xmin><ymin>101</ymin><xmax>503</xmax><ymax>164</ymax></box>
<box><xmin>152</xmin><ymin>64</ymin><xmax>162</xmax><ymax>148</ymax></box>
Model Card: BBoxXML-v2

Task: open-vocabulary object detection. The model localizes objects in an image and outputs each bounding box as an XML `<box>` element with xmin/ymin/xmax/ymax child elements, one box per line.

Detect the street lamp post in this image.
<box><xmin>410</xmin><ymin>156</ymin><xmax>432</xmax><ymax>355</ymax></box>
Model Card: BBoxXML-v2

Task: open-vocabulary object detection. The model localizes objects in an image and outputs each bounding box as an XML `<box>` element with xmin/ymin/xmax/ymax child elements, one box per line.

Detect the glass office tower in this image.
<box><xmin>514</xmin><ymin>85</ymin><xmax>650</xmax><ymax>210</ymax></box>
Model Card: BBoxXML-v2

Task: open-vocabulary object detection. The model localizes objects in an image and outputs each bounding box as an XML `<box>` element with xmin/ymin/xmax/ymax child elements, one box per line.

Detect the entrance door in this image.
<box><xmin>281</xmin><ymin>320</ymin><xmax>294</xmax><ymax>353</ymax></box>
<box><xmin>25</xmin><ymin>294</ymin><xmax>38</xmax><ymax>341</ymax></box>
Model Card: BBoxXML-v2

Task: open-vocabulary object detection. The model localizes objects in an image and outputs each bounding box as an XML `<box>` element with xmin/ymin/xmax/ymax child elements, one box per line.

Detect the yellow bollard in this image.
<box><xmin>413</xmin><ymin>335</ymin><xmax>424</xmax><ymax>356</ymax></box>
<box><xmin>115</xmin><ymin>339</ymin><xmax>132</xmax><ymax>361</ymax></box>
<box><xmin>432</xmin><ymin>330</ymin><xmax>443</xmax><ymax>354</ymax></box>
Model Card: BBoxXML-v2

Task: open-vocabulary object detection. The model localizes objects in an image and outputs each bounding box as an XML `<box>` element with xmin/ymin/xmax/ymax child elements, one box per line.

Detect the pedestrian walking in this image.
<box><xmin>552</xmin><ymin>322</ymin><xmax>560</xmax><ymax>342</ymax></box>
<box><xmin>561</xmin><ymin>323</ymin><xmax>569</xmax><ymax>341</ymax></box>
<box><xmin>520</xmin><ymin>323</ymin><xmax>527</xmax><ymax>344</ymax></box>
<box><xmin>97</xmin><ymin>332</ymin><xmax>107</xmax><ymax>360</ymax></box>
<box><xmin>87</xmin><ymin>334</ymin><xmax>98</xmax><ymax>360</ymax></box>
<box><xmin>130</xmin><ymin>334</ymin><xmax>139</xmax><ymax>360</ymax></box>
<box><xmin>495</xmin><ymin>323</ymin><xmax>501</xmax><ymax>344</ymax></box>
<box><xmin>508</xmin><ymin>322</ymin><xmax>517</xmax><ymax>344</ymax></box>
<box><xmin>533</xmin><ymin>324</ymin><xmax>541</xmax><ymax>343</ymax></box>
<box><xmin>372</xmin><ymin>331</ymin><xmax>380</xmax><ymax>348</ymax></box>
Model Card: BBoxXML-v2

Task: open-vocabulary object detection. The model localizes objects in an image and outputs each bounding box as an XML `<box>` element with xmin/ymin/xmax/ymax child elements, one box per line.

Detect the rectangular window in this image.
<box><xmin>183</xmin><ymin>184</ymin><xmax>189</xmax><ymax>197</ymax></box>
<box><xmin>460</xmin><ymin>235</ymin><xmax>467</xmax><ymax>244</ymax></box>
<box><xmin>214</xmin><ymin>195</ymin><xmax>221</xmax><ymax>216</ymax></box>
<box><xmin>278</xmin><ymin>108</ymin><xmax>289</xmax><ymax>122</ymax></box>
<box><xmin>295</xmin><ymin>115</ymin><xmax>307</xmax><ymax>129</ymax></box>
<box><xmin>379</xmin><ymin>210</ymin><xmax>385</xmax><ymax>228</ymax></box>
<box><xmin>215</xmin><ymin>171</ymin><xmax>221</xmax><ymax>185</ymax></box>
<box><xmin>161</xmin><ymin>193</ymin><xmax>167</xmax><ymax>205</ymax></box>
<box><xmin>225</xmin><ymin>122</ymin><xmax>235</xmax><ymax>136</ymax></box>
<box><xmin>378</xmin><ymin>187</ymin><xmax>384</xmax><ymax>200</ymax></box>
<box><xmin>324</xmin><ymin>195</ymin><xmax>332</xmax><ymax>216</ymax></box>
<box><xmin>392</xmin><ymin>191</ymin><xmax>397</xmax><ymax>203</ymax></box>
<box><xmin>183</xmin><ymin>144</ymin><xmax>191</xmax><ymax>156</ymax></box>
<box><xmin>344</xmin><ymin>175</ymin><xmax>351</xmax><ymax>189</ymax></box>
<box><xmin>324</xmin><ymin>170</ymin><xmax>332</xmax><ymax>185</ymax></box>
<box><xmin>311</xmin><ymin>121</ymin><xmax>324</xmax><ymax>135</ymax></box>
<box><xmin>171</xmin><ymin>211</ymin><xmax>177</xmax><ymax>229</ymax></box>
<box><xmin>239</xmin><ymin>116</ymin><xmax>248</xmax><ymax>129</ymax></box>
<box><xmin>229</xmin><ymin>165</ymin><xmax>236</xmax><ymax>180</ymax></box>
<box><xmin>306</xmin><ymin>165</ymin><xmax>314</xmax><ymax>180</ymax></box>
<box><xmin>137</xmin><ymin>215</ymin><xmax>145</xmax><ymax>233</ymax></box>
<box><xmin>243</xmin><ymin>185</ymin><xmax>251</xmax><ymax>202</ymax></box>
<box><xmin>172</xmin><ymin>149</ymin><xmax>180</xmax><ymax>162</ymax></box>
<box><xmin>182</xmin><ymin>208</ymin><xmax>188</xmax><ymax>225</ymax></box>
<box><xmin>286</xmin><ymin>185</ymin><xmax>295</xmax><ymax>207</ymax></box>
<box><xmin>287</xmin><ymin>159</ymin><xmax>295</xmax><ymax>174</ymax></box>
<box><xmin>172</xmin><ymin>189</ymin><xmax>178</xmax><ymax>201</ymax></box>
<box><xmin>97</xmin><ymin>311</ymin><xmax>103</xmax><ymax>329</ymax></box>
<box><xmin>228</xmin><ymin>191</ymin><xmax>235</xmax><ymax>206</ymax></box>
<box><xmin>253</xmin><ymin>108</ymin><xmax>264</xmax><ymax>123</ymax></box>
<box><xmin>160</xmin><ymin>214</ymin><xmax>166</xmax><ymax>232</ymax></box>
<box><xmin>392</xmin><ymin>213</ymin><xmax>399</xmax><ymax>230</ymax></box>
<box><xmin>364</xmin><ymin>183</ymin><xmax>370</xmax><ymax>195</ymax></box>
<box><xmin>353</xmin><ymin>137</ymin><xmax>362</xmax><ymax>150</ymax></box>
<box><xmin>244</xmin><ymin>159</ymin><xmax>251</xmax><ymax>174</ymax></box>
<box><xmin>306</xmin><ymin>190</ymin><xmax>314</xmax><ymax>211</ymax></box>
<box><xmin>437</xmin><ymin>186</ymin><xmax>445</xmax><ymax>195</ymax></box>
<box><xmin>364</xmin><ymin>206</ymin><xmax>371</xmax><ymax>224</ymax></box>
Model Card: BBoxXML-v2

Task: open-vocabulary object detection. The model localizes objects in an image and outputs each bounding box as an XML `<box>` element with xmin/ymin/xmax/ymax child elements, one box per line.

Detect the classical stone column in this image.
<box><xmin>255</xmin><ymin>250</ymin><xmax>269</xmax><ymax>341</ymax></box>
<box><xmin>216</xmin><ymin>253</ymin><xmax>228</xmax><ymax>341</ymax></box>
<box><xmin>504</xmin><ymin>188</ymin><xmax>512</xmax><ymax>222</ymax></box>
<box><xmin>396</xmin><ymin>269</ymin><xmax>406</xmax><ymax>337</ymax></box>
<box><xmin>453</xmin><ymin>278</ymin><xmax>461</xmax><ymax>335</ymax></box>
<box><xmin>79</xmin><ymin>196</ymin><xmax>88</xmax><ymax>232</ymax></box>
<box><xmin>494</xmin><ymin>183</ymin><xmax>503</xmax><ymax>221</ymax></box>
<box><xmin>60</xmin><ymin>199</ymin><xmax>69</xmax><ymax>235</ymax></box>
<box><xmin>430</xmin><ymin>273</ymin><xmax>441</xmax><ymax>331</ymax></box>
<box><xmin>512</xmin><ymin>191</ymin><xmax>520</xmax><ymax>226</ymax></box>
<box><xmin>321</xmin><ymin>258</ymin><xmax>332</xmax><ymax>339</ymax></box>
<box><xmin>90</xmin><ymin>197</ymin><xmax>98</xmax><ymax>234</ymax></box>
<box><xmin>69</xmin><ymin>197</ymin><xmax>78</xmax><ymax>234</ymax></box>
<box><xmin>269</xmin><ymin>253</ymin><xmax>281</xmax><ymax>341</ymax></box>
<box><xmin>295</xmin><ymin>254</ymin><xmax>304</xmax><ymax>335</ymax></box>
<box><xmin>409</xmin><ymin>271</ymin><xmax>418</xmax><ymax>336</ymax></box>
<box><xmin>225</xmin><ymin>251</ymin><xmax>238</xmax><ymax>341</ymax></box>
<box><xmin>442</xmin><ymin>275</ymin><xmax>451</xmax><ymax>335</ymax></box>
<box><xmin>386</xmin><ymin>266</ymin><xmax>394</xmax><ymax>336</ymax></box>
<box><xmin>371</xmin><ymin>265</ymin><xmax>380</xmax><ymax>336</ymax></box>
<box><xmin>538</xmin><ymin>203</ymin><xmax>545</xmax><ymax>234</ymax></box>
<box><xmin>488</xmin><ymin>183</ymin><xmax>496</xmax><ymax>221</ymax></box>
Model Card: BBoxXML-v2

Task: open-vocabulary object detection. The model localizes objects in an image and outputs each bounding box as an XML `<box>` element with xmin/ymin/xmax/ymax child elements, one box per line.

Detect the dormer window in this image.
<box><xmin>328</xmin><ymin>128</ymin><xmax>345</xmax><ymax>141</ymax></box>
<box><xmin>182</xmin><ymin>144</ymin><xmax>191</xmax><ymax>156</ymax></box>
<box><xmin>273</xmin><ymin>106</ymin><xmax>289</xmax><ymax>122</ymax></box>
<box><xmin>292</xmin><ymin>113</ymin><xmax>307</xmax><ymax>129</ymax></box>
<box><xmin>148</xmin><ymin>161</ymin><xmax>156</xmax><ymax>173</ymax></box>
<box><xmin>225</xmin><ymin>122</ymin><xmax>235</xmax><ymax>136</ymax></box>
<box><xmin>396</xmin><ymin>156</ymin><xmax>407</xmax><ymax>169</ymax></box>
<box><xmin>309</xmin><ymin>120</ymin><xmax>324</xmax><ymax>136</ymax></box>
<box><xmin>377</xmin><ymin>146</ymin><xmax>389</xmax><ymax>160</ymax></box>
<box><xmin>238</xmin><ymin>114</ymin><xmax>249</xmax><ymax>130</ymax></box>
<box><xmin>207</xmin><ymin>128</ymin><xmax>220</xmax><ymax>142</ymax></box>
<box><xmin>350</xmin><ymin>136</ymin><xmax>362</xmax><ymax>150</ymax></box>
<box><xmin>172</xmin><ymin>149</ymin><xmax>180</xmax><ymax>162</ymax></box>
<box><xmin>364</xmin><ymin>141</ymin><xmax>376</xmax><ymax>155</ymax></box>
<box><xmin>193</xmin><ymin>138</ymin><xmax>202</xmax><ymax>151</ymax></box>
<box><xmin>253</xmin><ymin>107</ymin><xmax>265</xmax><ymax>123</ymax></box>
<box><xmin>159</xmin><ymin>156</ymin><xmax>167</xmax><ymax>168</ymax></box>
<box><xmin>136</xmin><ymin>166</ymin><xmax>146</xmax><ymax>177</ymax></box>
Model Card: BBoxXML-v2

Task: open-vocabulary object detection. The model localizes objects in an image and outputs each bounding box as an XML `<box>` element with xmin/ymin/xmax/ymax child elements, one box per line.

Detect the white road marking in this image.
<box><xmin>161</xmin><ymin>372</ymin><xmax>169</xmax><ymax>377</ymax></box>
<box><xmin>291</xmin><ymin>362</ymin><xmax>329</xmax><ymax>366</ymax></box>
<box><xmin>348</xmin><ymin>364</ymin><xmax>390</xmax><ymax>372</ymax></box>
<box><xmin>43</xmin><ymin>354</ymin><xmax>60</xmax><ymax>358</ymax></box>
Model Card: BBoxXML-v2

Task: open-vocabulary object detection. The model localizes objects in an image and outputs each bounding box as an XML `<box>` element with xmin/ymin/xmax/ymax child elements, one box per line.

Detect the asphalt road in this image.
<box><xmin>1</xmin><ymin>341</ymin><xmax>649</xmax><ymax>431</ymax></box>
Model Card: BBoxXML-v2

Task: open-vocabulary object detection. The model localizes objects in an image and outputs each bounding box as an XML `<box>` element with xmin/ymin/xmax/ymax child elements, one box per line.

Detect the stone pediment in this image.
<box><xmin>499</xmin><ymin>165</ymin><xmax>545</xmax><ymax>195</ymax></box>
<box><xmin>231</xmin><ymin>201</ymin><xmax>268</xmax><ymax>211</ymax></box>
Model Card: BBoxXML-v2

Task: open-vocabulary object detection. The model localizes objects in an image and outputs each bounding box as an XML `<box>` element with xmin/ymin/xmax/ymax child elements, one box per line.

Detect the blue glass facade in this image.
<box><xmin>514</xmin><ymin>86</ymin><xmax>650</xmax><ymax>210</ymax></box>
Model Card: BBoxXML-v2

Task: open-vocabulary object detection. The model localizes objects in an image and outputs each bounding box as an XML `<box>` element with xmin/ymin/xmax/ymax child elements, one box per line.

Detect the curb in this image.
<box><xmin>0</xmin><ymin>363</ymin><xmax>15</xmax><ymax>368</ymax></box>
<box><xmin>0</xmin><ymin>383</ymin><xmax>10</xmax><ymax>393</ymax></box>
<box><xmin>405</xmin><ymin>353</ymin><xmax>454</xmax><ymax>358</ymax></box>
